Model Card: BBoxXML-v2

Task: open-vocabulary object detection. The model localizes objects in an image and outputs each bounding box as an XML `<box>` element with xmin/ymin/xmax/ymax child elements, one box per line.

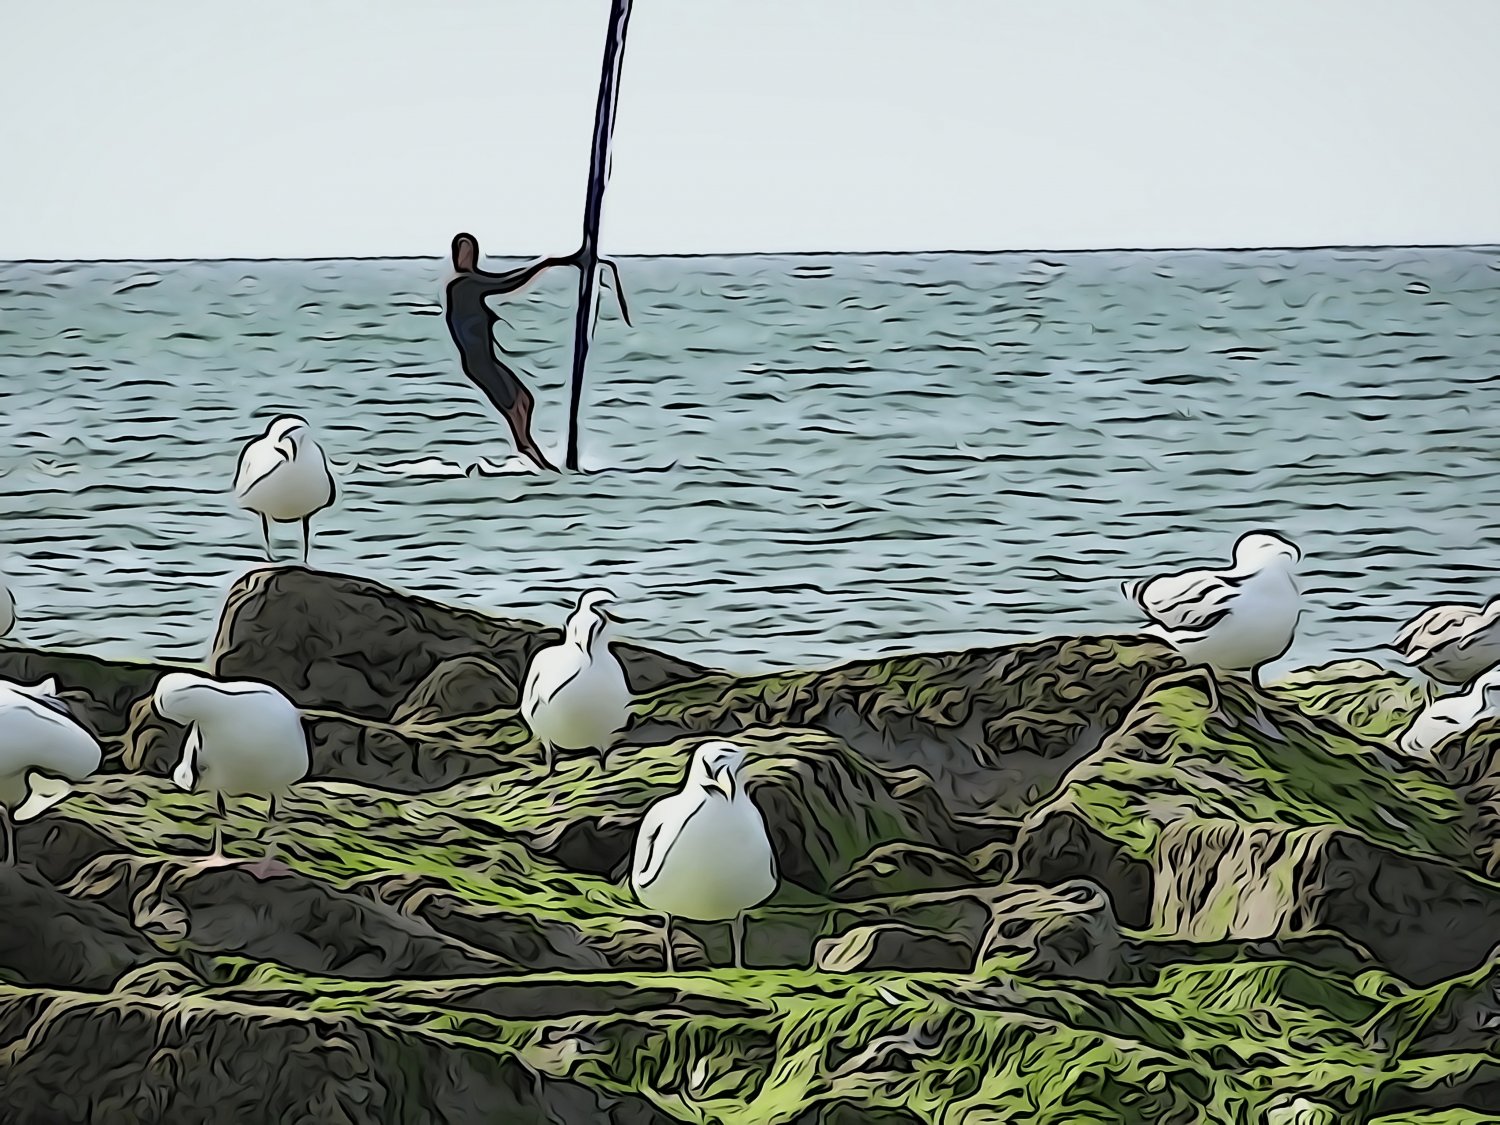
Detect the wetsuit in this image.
<box><xmin>445</xmin><ymin>270</ymin><xmax>526</xmax><ymax>412</ymax></box>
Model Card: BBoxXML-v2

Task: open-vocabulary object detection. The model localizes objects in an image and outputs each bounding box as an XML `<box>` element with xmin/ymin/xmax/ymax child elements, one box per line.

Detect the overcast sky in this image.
<box><xmin>3</xmin><ymin>0</ymin><xmax>1498</xmax><ymax>258</ymax></box>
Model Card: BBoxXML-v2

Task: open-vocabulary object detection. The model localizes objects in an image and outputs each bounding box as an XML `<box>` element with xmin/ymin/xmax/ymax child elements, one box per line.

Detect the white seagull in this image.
<box><xmin>1389</xmin><ymin>596</ymin><xmax>1500</xmax><ymax>688</ymax></box>
<box><xmin>521</xmin><ymin>589</ymin><xmax>633</xmax><ymax>772</ymax></box>
<box><xmin>630</xmin><ymin>740</ymin><xmax>778</xmax><ymax>971</ymax></box>
<box><xmin>153</xmin><ymin>671</ymin><xmax>310</xmax><ymax>874</ymax></box>
<box><xmin>1398</xmin><ymin>661</ymin><xmax>1500</xmax><ymax>760</ymax></box>
<box><xmin>233</xmin><ymin>416</ymin><xmax>337</xmax><ymax>563</ymax></box>
<box><xmin>1124</xmin><ymin>530</ymin><xmax>1302</xmax><ymax>688</ymax></box>
<box><xmin>0</xmin><ymin>676</ymin><xmax>102</xmax><ymax>864</ymax></box>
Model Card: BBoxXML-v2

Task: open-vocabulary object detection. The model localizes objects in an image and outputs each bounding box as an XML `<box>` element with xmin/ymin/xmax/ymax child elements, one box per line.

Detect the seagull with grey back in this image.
<box><xmin>631</xmin><ymin>740</ymin><xmax>778</xmax><ymax>971</ymax></box>
<box><xmin>0</xmin><ymin>676</ymin><xmax>102</xmax><ymax>865</ymax></box>
<box><xmin>153</xmin><ymin>670</ymin><xmax>310</xmax><ymax>877</ymax></box>
<box><xmin>1389</xmin><ymin>595</ymin><xmax>1500</xmax><ymax>689</ymax></box>
<box><xmin>233</xmin><ymin>415</ymin><xmax>337</xmax><ymax>563</ymax></box>
<box><xmin>1124</xmin><ymin>529</ymin><xmax>1302</xmax><ymax>690</ymax></box>
<box><xmin>521</xmin><ymin>589</ymin><xmax>633</xmax><ymax>773</ymax></box>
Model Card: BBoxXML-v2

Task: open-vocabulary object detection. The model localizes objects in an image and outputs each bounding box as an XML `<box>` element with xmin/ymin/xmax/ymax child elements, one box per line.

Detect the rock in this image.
<box><xmin>210</xmin><ymin>566</ymin><xmax>706</xmax><ymax>720</ymax></box>
<box><xmin>360</xmin><ymin>879</ymin><xmax>617</xmax><ymax>971</ymax></box>
<box><xmin>1274</xmin><ymin>659</ymin><xmax>1426</xmax><ymax>743</ymax></box>
<box><xmin>830</xmin><ymin>841</ymin><xmax>983</xmax><ymax>899</ymax></box>
<box><xmin>814</xmin><ymin>922</ymin><xmax>974</xmax><ymax>972</ymax></box>
<box><xmin>0</xmin><ymin>985</ymin><xmax>678</xmax><ymax>1125</ymax></box>
<box><xmin>392</xmin><ymin>654</ymin><xmax>519</xmax><ymax>724</ymax></box>
<box><xmin>1014</xmin><ymin>805</ymin><xmax>1154</xmax><ymax>928</ymax></box>
<box><xmin>976</xmin><ymin>879</ymin><xmax>1121</xmax><ymax>981</ymax></box>
<box><xmin>63</xmin><ymin>858</ymin><xmax>507</xmax><ymax>979</ymax></box>
<box><xmin>632</xmin><ymin>633</ymin><xmax>1181</xmax><ymax>817</ymax></box>
<box><xmin>0</xmin><ymin>865</ymin><xmax>166</xmax><ymax>989</ymax></box>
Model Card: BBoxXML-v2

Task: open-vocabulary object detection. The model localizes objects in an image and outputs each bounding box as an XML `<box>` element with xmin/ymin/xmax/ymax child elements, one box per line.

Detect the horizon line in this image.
<box><xmin>4</xmin><ymin>241</ymin><xmax>1500</xmax><ymax>265</ymax></box>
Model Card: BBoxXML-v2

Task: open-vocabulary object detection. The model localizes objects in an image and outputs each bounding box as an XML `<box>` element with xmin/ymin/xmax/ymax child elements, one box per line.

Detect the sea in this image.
<box><xmin>2</xmin><ymin>248</ymin><xmax>1499</xmax><ymax>679</ymax></box>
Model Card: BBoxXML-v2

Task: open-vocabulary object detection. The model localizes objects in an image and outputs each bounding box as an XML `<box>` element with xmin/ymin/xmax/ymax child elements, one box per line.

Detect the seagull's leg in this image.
<box><xmin>301</xmin><ymin>516</ymin><xmax>312</xmax><ymax>566</ymax></box>
<box><xmin>663</xmin><ymin>915</ymin><xmax>675</xmax><ymax>973</ymax></box>
<box><xmin>243</xmin><ymin>793</ymin><xmax>291</xmax><ymax>880</ymax></box>
<box><xmin>260</xmin><ymin>515</ymin><xmax>273</xmax><ymax>562</ymax></box>
<box><xmin>211</xmin><ymin>790</ymin><xmax>227</xmax><ymax>860</ymax></box>
<box><xmin>0</xmin><ymin>806</ymin><xmax>13</xmax><ymax>866</ymax></box>
<box><xmin>542</xmin><ymin>739</ymin><xmax>555</xmax><ymax>775</ymax></box>
<box><xmin>731</xmin><ymin>913</ymin><xmax>747</xmax><ymax>970</ymax></box>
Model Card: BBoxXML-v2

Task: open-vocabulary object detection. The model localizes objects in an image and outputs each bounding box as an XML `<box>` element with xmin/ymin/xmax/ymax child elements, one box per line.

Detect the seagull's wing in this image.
<box><xmin>632</xmin><ymin>797</ymin><xmax>693</xmax><ymax>890</ymax></box>
<box><xmin>521</xmin><ymin>646</ymin><xmax>586</xmax><ymax>718</ymax></box>
<box><xmin>1132</xmin><ymin>567</ymin><xmax>1239</xmax><ymax>633</ymax></box>
<box><xmin>1392</xmin><ymin>604</ymin><xmax>1477</xmax><ymax>658</ymax></box>
<box><xmin>233</xmin><ymin>436</ymin><xmax>288</xmax><ymax>499</ymax></box>
<box><xmin>1454</xmin><ymin>603</ymin><xmax>1500</xmax><ymax>652</ymax></box>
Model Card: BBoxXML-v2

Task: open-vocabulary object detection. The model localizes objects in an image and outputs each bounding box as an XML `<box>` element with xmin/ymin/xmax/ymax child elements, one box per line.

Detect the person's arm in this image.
<box><xmin>471</xmin><ymin>253</ymin><xmax>579</xmax><ymax>299</ymax></box>
<box><xmin>474</xmin><ymin>253</ymin><xmax>633</xmax><ymax>326</ymax></box>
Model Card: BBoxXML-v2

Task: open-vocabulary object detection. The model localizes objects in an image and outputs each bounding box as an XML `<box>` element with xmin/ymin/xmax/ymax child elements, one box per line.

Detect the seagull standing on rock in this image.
<box><xmin>1389</xmin><ymin>596</ymin><xmax>1500</xmax><ymax>689</ymax></box>
<box><xmin>1124</xmin><ymin>530</ymin><xmax>1302</xmax><ymax>689</ymax></box>
<box><xmin>152</xmin><ymin>671</ymin><xmax>310</xmax><ymax>877</ymax></box>
<box><xmin>1399</xmin><ymin>662</ymin><xmax>1500</xmax><ymax>760</ymax></box>
<box><xmin>0</xmin><ymin>676</ymin><xmax>102</xmax><ymax>865</ymax></box>
<box><xmin>521</xmin><ymin>589</ymin><xmax>632</xmax><ymax>773</ymax></box>
<box><xmin>233</xmin><ymin>416</ymin><xmax>337</xmax><ymax>564</ymax></box>
<box><xmin>631</xmin><ymin>740</ymin><xmax>778</xmax><ymax>972</ymax></box>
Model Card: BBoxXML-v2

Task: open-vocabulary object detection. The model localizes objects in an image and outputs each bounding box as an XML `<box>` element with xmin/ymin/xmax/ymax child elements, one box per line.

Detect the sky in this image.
<box><xmin>3</xmin><ymin>0</ymin><xmax>1498</xmax><ymax>258</ymax></box>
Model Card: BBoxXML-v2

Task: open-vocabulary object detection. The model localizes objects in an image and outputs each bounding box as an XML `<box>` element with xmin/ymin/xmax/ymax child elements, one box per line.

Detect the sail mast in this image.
<box><xmin>565</xmin><ymin>0</ymin><xmax>635</xmax><ymax>471</ymax></box>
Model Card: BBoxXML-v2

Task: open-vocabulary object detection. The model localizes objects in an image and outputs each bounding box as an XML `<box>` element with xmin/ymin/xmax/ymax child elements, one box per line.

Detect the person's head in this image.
<box><xmin>451</xmin><ymin>232</ymin><xmax>479</xmax><ymax>272</ymax></box>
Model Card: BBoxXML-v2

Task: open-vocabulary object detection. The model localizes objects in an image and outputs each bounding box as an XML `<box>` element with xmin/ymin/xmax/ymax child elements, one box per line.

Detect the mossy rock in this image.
<box><xmin>631</xmin><ymin>633</ymin><xmax>1181</xmax><ymax>818</ymax></box>
<box><xmin>975</xmin><ymin>879</ymin><xmax>1122</xmax><ymax>982</ymax></box>
<box><xmin>1019</xmin><ymin>670</ymin><xmax>1500</xmax><ymax>983</ymax></box>
<box><xmin>814</xmin><ymin>922</ymin><xmax>974</xmax><ymax>972</ymax></box>
<box><xmin>210</xmin><ymin>566</ymin><xmax>706</xmax><ymax>720</ymax></box>
<box><xmin>392</xmin><ymin>654</ymin><xmax>519</xmax><ymax>724</ymax></box>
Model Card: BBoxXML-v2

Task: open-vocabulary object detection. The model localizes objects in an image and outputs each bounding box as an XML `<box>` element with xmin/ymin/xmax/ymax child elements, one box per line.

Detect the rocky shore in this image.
<box><xmin>2</xmin><ymin>566</ymin><xmax>1499</xmax><ymax>1123</ymax></box>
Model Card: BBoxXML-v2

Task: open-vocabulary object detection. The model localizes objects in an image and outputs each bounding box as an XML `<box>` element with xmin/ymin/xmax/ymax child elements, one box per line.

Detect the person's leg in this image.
<box><xmin>458</xmin><ymin>349</ymin><xmax>555</xmax><ymax>471</ymax></box>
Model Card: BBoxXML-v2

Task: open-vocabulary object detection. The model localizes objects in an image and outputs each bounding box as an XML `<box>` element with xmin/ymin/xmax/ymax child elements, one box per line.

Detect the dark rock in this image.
<box><xmin>392</xmin><ymin>654</ymin><xmax>519</xmax><ymax>724</ymax></box>
<box><xmin>0</xmin><ymin>864</ymin><xmax>165</xmax><ymax>989</ymax></box>
<box><xmin>976</xmin><ymin>879</ymin><xmax>1122</xmax><ymax>981</ymax></box>
<box><xmin>815</xmin><ymin>922</ymin><xmax>974</xmax><ymax>972</ymax></box>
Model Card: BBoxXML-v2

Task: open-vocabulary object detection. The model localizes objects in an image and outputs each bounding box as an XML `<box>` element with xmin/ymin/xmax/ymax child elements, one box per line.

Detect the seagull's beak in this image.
<box><xmin>599</xmin><ymin>608</ymin><xmax>628</xmax><ymax>625</ymax></box>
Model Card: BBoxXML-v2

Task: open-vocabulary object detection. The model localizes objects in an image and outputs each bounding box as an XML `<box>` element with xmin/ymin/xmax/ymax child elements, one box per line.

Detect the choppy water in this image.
<box><xmin>2</xmin><ymin>248</ymin><xmax>1500</xmax><ymax>677</ymax></box>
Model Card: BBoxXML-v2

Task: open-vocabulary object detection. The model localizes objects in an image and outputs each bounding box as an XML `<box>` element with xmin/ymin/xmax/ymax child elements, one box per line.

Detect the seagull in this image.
<box><xmin>1398</xmin><ymin>661</ymin><xmax>1500</xmax><ymax>760</ymax></box>
<box><xmin>520</xmin><ymin>589</ymin><xmax>633</xmax><ymax>772</ymax></box>
<box><xmin>1124</xmin><ymin>530</ymin><xmax>1302</xmax><ymax>688</ymax></box>
<box><xmin>233</xmin><ymin>416</ymin><xmax>337</xmax><ymax>563</ymax></box>
<box><xmin>0</xmin><ymin>676</ymin><xmax>102</xmax><ymax>864</ymax></box>
<box><xmin>152</xmin><ymin>671</ymin><xmax>310</xmax><ymax>875</ymax></box>
<box><xmin>630</xmin><ymin>739</ymin><xmax>778</xmax><ymax>972</ymax></box>
<box><xmin>1389</xmin><ymin>596</ymin><xmax>1500</xmax><ymax>688</ymax></box>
